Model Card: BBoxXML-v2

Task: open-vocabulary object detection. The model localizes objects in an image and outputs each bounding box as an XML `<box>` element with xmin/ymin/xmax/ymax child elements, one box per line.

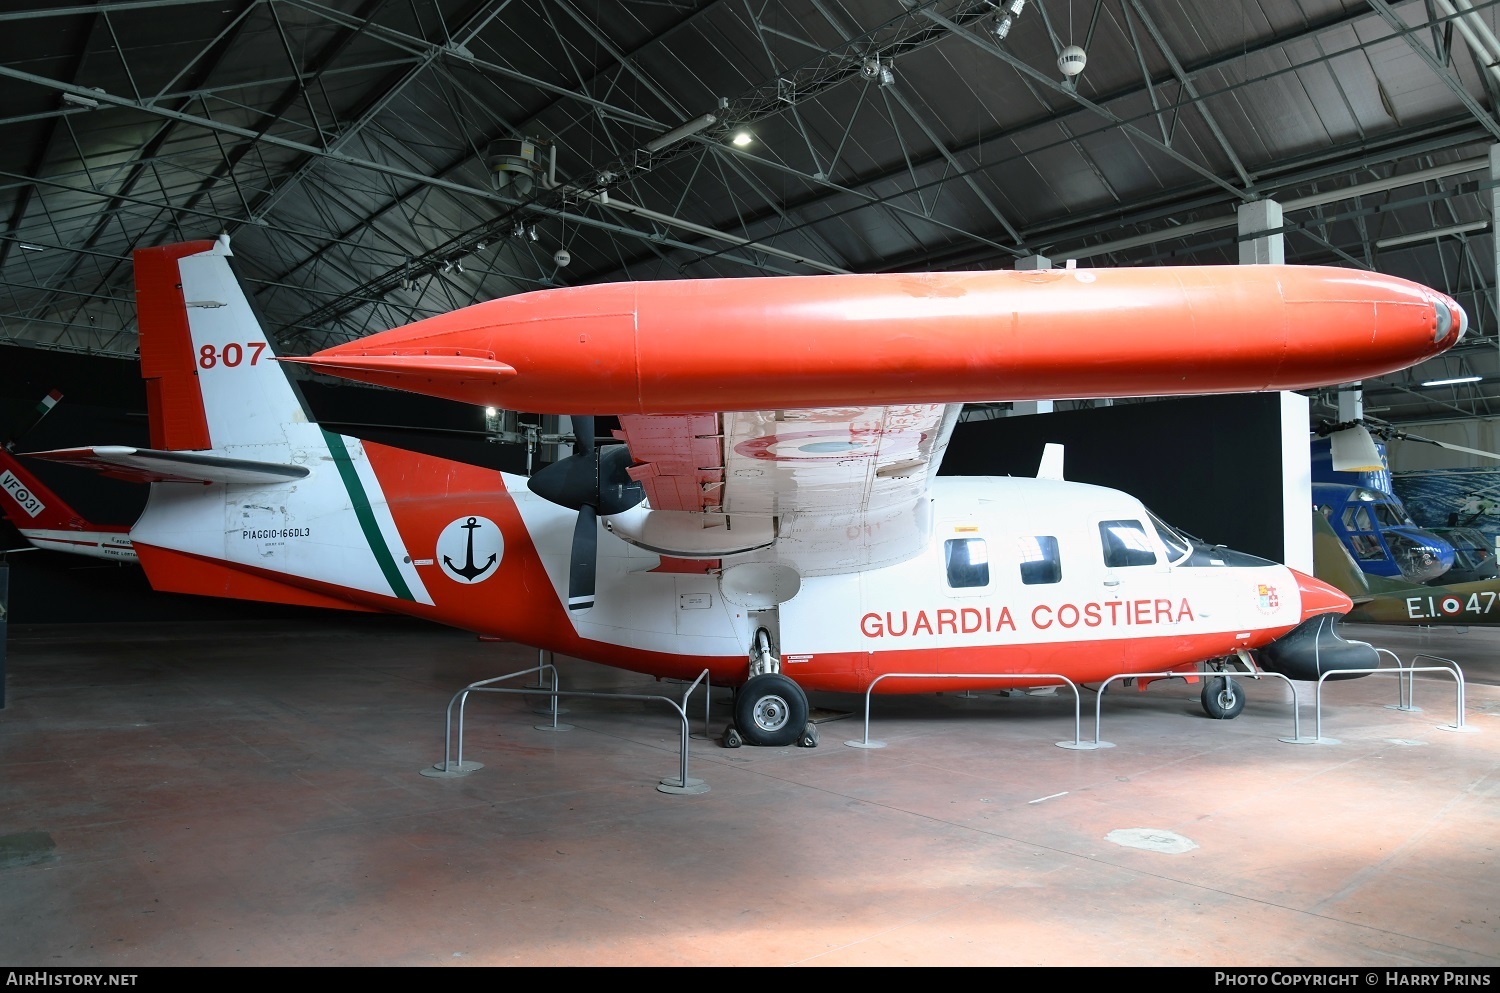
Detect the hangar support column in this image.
<box><xmin>1238</xmin><ymin>199</ymin><xmax>1284</xmax><ymax>265</ymax></box>
<box><xmin>1240</xmin><ymin>197</ymin><xmax>1309</xmax><ymax>572</ymax></box>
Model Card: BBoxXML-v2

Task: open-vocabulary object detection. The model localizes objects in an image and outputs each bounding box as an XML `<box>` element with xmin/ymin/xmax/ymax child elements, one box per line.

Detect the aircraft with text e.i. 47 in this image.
<box><xmin>1</xmin><ymin>237</ymin><xmax>1467</xmax><ymax>745</ymax></box>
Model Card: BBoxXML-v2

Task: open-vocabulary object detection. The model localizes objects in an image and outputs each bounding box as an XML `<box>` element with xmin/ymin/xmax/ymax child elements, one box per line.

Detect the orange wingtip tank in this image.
<box><xmin>292</xmin><ymin>265</ymin><xmax>1465</xmax><ymax>415</ymax></box>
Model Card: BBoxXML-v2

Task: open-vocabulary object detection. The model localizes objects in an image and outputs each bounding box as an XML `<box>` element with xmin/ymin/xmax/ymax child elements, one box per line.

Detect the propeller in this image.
<box><xmin>527</xmin><ymin>414</ymin><xmax>644</xmax><ymax>611</ymax></box>
<box><xmin>1318</xmin><ymin>417</ymin><xmax>1500</xmax><ymax>472</ymax></box>
<box><xmin>4</xmin><ymin>389</ymin><xmax>62</xmax><ymax>451</ymax></box>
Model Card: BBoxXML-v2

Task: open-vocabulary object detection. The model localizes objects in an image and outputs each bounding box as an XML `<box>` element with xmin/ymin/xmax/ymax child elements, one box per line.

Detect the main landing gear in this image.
<box><xmin>720</xmin><ymin>629</ymin><xmax>818</xmax><ymax>749</ymax></box>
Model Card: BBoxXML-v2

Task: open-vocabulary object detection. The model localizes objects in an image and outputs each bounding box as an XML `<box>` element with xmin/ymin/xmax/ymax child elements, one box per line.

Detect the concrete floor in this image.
<box><xmin>0</xmin><ymin>616</ymin><xmax>1496</xmax><ymax>967</ymax></box>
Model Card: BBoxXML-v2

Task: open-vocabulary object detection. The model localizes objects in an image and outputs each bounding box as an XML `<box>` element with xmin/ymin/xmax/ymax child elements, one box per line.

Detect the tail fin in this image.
<box><xmin>0</xmin><ymin>448</ymin><xmax>134</xmax><ymax>561</ymax></box>
<box><xmin>135</xmin><ymin>235</ymin><xmax>311</xmax><ymax>451</ymax></box>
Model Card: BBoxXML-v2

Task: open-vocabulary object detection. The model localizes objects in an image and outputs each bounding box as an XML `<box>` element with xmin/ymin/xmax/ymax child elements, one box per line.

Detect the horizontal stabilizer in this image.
<box><xmin>24</xmin><ymin>446</ymin><xmax>310</xmax><ymax>485</ymax></box>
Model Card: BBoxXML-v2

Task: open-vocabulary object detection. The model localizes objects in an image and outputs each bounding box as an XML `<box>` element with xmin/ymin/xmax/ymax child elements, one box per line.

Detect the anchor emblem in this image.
<box><xmin>438</xmin><ymin>515</ymin><xmax>502</xmax><ymax>584</ymax></box>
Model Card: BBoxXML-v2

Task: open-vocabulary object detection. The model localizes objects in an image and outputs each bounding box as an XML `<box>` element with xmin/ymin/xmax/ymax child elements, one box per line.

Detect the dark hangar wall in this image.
<box><xmin>942</xmin><ymin>393</ymin><xmax>1288</xmax><ymax>563</ymax></box>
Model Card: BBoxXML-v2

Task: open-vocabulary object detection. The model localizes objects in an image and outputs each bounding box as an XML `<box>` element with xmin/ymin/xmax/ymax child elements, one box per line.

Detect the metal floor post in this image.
<box><xmin>0</xmin><ymin>561</ymin><xmax>8</xmax><ymax>710</ymax></box>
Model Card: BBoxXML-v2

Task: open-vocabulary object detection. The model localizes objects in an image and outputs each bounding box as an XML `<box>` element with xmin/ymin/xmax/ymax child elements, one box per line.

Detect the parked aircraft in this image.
<box><xmin>1312</xmin><ymin>479</ymin><xmax>1454</xmax><ymax>584</ymax></box>
<box><xmin>0</xmin><ymin>394</ymin><xmax>135</xmax><ymax>563</ymax></box>
<box><xmin>1313</xmin><ymin>510</ymin><xmax>1500</xmax><ymax>626</ymax></box>
<box><xmin>2</xmin><ymin>238</ymin><xmax>1464</xmax><ymax>744</ymax></box>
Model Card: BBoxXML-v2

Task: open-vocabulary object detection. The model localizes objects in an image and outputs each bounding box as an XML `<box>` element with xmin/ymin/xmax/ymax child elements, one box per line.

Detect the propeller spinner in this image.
<box><xmin>526</xmin><ymin>414</ymin><xmax>645</xmax><ymax>611</ymax></box>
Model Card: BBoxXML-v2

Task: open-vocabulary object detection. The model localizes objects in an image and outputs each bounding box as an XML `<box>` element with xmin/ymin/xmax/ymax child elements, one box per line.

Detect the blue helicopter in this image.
<box><xmin>1311</xmin><ymin>434</ymin><xmax>1456</xmax><ymax>585</ymax></box>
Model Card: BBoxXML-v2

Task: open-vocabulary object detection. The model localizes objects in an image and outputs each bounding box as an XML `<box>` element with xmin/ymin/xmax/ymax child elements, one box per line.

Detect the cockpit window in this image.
<box><xmin>1018</xmin><ymin>535</ymin><xmax>1061</xmax><ymax>585</ymax></box>
<box><xmin>1099</xmin><ymin>520</ymin><xmax>1157</xmax><ymax>567</ymax></box>
<box><xmin>944</xmin><ymin>538</ymin><xmax>990</xmax><ymax>588</ymax></box>
<box><xmin>1147</xmin><ymin>510</ymin><xmax>1193</xmax><ymax>566</ymax></box>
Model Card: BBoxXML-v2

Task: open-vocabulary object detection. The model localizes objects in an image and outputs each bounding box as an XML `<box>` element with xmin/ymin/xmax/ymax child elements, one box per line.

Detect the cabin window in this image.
<box><xmin>1019</xmin><ymin>535</ymin><xmax>1061</xmax><ymax>585</ymax></box>
<box><xmin>944</xmin><ymin>538</ymin><xmax>990</xmax><ymax>588</ymax></box>
<box><xmin>1099</xmin><ymin>520</ymin><xmax>1157</xmax><ymax>567</ymax></box>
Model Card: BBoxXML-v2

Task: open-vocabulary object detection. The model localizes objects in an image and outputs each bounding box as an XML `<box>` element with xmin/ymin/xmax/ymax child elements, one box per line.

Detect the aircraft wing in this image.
<box><xmin>24</xmin><ymin>446</ymin><xmax>310</xmax><ymax>486</ymax></box>
<box><xmin>609</xmin><ymin>403</ymin><xmax>959</xmax><ymax>575</ymax></box>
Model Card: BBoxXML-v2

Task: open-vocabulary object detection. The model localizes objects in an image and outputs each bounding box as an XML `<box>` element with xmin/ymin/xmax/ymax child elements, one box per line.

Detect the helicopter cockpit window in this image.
<box><xmin>944</xmin><ymin>538</ymin><xmax>990</xmax><ymax>588</ymax></box>
<box><xmin>1099</xmin><ymin>520</ymin><xmax>1157</xmax><ymax>567</ymax></box>
<box><xmin>1340</xmin><ymin>505</ymin><xmax>1385</xmax><ymax>561</ymax></box>
<box><xmin>1371</xmin><ymin>502</ymin><xmax>1408</xmax><ymax>527</ymax></box>
<box><xmin>1018</xmin><ymin>535</ymin><xmax>1061</xmax><ymax>585</ymax></box>
<box><xmin>1147</xmin><ymin>510</ymin><xmax>1193</xmax><ymax>566</ymax></box>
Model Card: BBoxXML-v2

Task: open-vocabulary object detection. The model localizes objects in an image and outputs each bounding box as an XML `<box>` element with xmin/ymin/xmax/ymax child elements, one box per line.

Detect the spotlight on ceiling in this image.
<box><xmin>732</xmin><ymin>131</ymin><xmax>753</xmax><ymax>147</ymax></box>
<box><xmin>879</xmin><ymin>64</ymin><xmax>895</xmax><ymax>86</ymax></box>
<box><xmin>994</xmin><ymin>15</ymin><xmax>1013</xmax><ymax>38</ymax></box>
<box><xmin>1420</xmin><ymin>375</ymin><xmax>1482</xmax><ymax>387</ymax></box>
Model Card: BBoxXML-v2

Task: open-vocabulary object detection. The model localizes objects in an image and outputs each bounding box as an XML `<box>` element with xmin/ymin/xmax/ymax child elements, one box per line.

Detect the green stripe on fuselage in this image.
<box><xmin>322</xmin><ymin>429</ymin><xmax>415</xmax><ymax>602</ymax></box>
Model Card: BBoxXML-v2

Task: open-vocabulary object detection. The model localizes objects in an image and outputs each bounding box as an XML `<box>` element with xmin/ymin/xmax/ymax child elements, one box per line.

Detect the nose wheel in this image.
<box><xmin>1201</xmin><ymin>674</ymin><xmax>1245</xmax><ymax>720</ymax></box>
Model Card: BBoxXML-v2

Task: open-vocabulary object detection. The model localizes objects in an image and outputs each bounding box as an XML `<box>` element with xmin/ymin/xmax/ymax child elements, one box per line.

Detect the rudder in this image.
<box><xmin>135</xmin><ymin>236</ymin><xmax>310</xmax><ymax>451</ymax></box>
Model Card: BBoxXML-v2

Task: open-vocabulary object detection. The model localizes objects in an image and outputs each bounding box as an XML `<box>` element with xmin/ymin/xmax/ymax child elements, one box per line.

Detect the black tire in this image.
<box><xmin>1201</xmin><ymin>674</ymin><xmax>1245</xmax><ymax>720</ymax></box>
<box><xmin>734</xmin><ymin>673</ymin><xmax>809</xmax><ymax>747</ymax></box>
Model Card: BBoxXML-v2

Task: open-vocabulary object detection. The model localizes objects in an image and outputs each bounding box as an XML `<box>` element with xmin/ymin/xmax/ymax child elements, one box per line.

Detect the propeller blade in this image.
<box><xmin>1396</xmin><ymin>434</ymin><xmax>1500</xmax><ymax>462</ymax></box>
<box><xmin>568</xmin><ymin>504</ymin><xmax>597</xmax><ymax>612</ymax></box>
<box><xmin>571</xmin><ymin>414</ymin><xmax>595</xmax><ymax>458</ymax></box>
<box><xmin>4</xmin><ymin>389</ymin><xmax>62</xmax><ymax>451</ymax></box>
<box><xmin>1328</xmin><ymin>424</ymin><xmax>1385</xmax><ymax>472</ymax></box>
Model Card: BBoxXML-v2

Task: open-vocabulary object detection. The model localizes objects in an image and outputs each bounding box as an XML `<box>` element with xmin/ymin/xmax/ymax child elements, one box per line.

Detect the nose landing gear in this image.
<box><xmin>1200</xmin><ymin>674</ymin><xmax>1246</xmax><ymax>720</ymax></box>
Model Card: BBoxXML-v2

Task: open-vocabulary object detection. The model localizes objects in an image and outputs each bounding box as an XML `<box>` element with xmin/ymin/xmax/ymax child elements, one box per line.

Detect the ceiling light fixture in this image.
<box><xmin>644</xmin><ymin>113</ymin><xmax>717</xmax><ymax>153</ymax></box>
<box><xmin>1420</xmin><ymin>375</ymin><xmax>1482</xmax><ymax>387</ymax></box>
<box><xmin>994</xmin><ymin>0</ymin><xmax>1025</xmax><ymax>38</ymax></box>
<box><xmin>732</xmin><ymin>131</ymin><xmax>753</xmax><ymax>147</ymax></box>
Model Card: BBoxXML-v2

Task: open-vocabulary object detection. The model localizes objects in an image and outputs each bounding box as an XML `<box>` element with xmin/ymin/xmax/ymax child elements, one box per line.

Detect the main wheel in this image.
<box><xmin>734</xmin><ymin>673</ymin><xmax>809</xmax><ymax>747</ymax></box>
<box><xmin>1201</xmin><ymin>674</ymin><xmax>1245</xmax><ymax>720</ymax></box>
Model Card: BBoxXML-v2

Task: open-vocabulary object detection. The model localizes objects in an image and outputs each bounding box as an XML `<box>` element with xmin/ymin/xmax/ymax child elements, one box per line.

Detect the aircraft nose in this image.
<box><xmin>1292</xmin><ymin>568</ymin><xmax>1353</xmax><ymax>621</ymax></box>
<box><xmin>1436</xmin><ymin>294</ymin><xmax>1467</xmax><ymax>346</ymax></box>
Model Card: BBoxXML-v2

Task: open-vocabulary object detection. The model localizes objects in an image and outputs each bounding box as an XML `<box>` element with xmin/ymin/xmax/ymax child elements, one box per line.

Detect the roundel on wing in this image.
<box><xmin>437</xmin><ymin>515</ymin><xmax>503</xmax><ymax>584</ymax></box>
<box><xmin>733</xmin><ymin>429</ymin><xmax>923</xmax><ymax>462</ymax></box>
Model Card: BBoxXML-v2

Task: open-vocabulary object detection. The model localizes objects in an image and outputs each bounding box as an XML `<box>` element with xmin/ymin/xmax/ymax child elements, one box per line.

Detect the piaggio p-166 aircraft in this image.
<box><xmin>0</xmin><ymin>238</ymin><xmax>1466</xmax><ymax>745</ymax></box>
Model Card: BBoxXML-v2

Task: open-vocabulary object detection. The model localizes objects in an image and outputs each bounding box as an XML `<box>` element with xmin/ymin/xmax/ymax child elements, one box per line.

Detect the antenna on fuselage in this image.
<box><xmin>1036</xmin><ymin>443</ymin><xmax>1064</xmax><ymax>480</ymax></box>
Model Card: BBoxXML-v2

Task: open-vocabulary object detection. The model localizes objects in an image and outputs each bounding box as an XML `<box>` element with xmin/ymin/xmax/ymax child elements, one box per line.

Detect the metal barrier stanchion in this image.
<box><xmin>1081</xmin><ymin>670</ymin><xmax>1306</xmax><ymax>748</ymax></box>
<box><xmin>422</xmin><ymin>659</ymin><xmax>559</xmax><ymax>778</ymax></box>
<box><xmin>423</xmin><ymin>662</ymin><xmax>714</xmax><ymax>795</ymax></box>
<box><xmin>1309</xmin><ymin>660</ymin><xmax>1474</xmax><ymax>744</ymax></box>
<box><xmin>1374</xmin><ymin>647</ymin><xmax>1419</xmax><ymax>713</ymax></box>
<box><xmin>843</xmin><ymin>672</ymin><xmax>1082</xmax><ymax>750</ymax></box>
